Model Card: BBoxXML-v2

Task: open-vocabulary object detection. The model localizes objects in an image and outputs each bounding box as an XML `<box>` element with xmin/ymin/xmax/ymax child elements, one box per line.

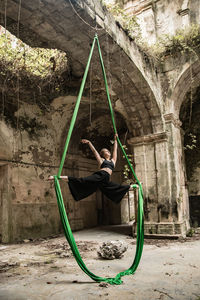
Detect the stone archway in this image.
<box><xmin>179</xmin><ymin>83</ymin><xmax>200</xmax><ymax>228</ymax></box>
<box><xmin>166</xmin><ymin>60</ymin><xmax>200</xmax><ymax>119</ymax></box>
<box><xmin>0</xmin><ymin>0</ymin><xmax>163</xmax><ymax>137</ymax></box>
<box><xmin>58</xmin><ymin>99</ymin><xmax>135</xmax><ymax>229</ymax></box>
<box><xmin>166</xmin><ymin>60</ymin><xmax>200</xmax><ymax>232</ymax></box>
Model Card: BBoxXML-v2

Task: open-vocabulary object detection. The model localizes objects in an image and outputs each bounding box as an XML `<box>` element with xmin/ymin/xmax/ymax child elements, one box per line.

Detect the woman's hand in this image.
<box><xmin>81</xmin><ymin>139</ymin><xmax>90</xmax><ymax>144</ymax></box>
<box><xmin>81</xmin><ymin>139</ymin><xmax>101</xmax><ymax>164</ymax></box>
<box><xmin>114</xmin><ymin>133</ymin><xmax>118</xmax><ymax>140</ymax></box>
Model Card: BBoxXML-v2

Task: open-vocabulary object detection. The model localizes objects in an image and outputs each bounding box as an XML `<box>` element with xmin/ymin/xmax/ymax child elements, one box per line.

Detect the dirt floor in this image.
<box><xmin>0</xmin><ymin>225</ymin><xmax>200</xmax><ymax>300</ymax></box>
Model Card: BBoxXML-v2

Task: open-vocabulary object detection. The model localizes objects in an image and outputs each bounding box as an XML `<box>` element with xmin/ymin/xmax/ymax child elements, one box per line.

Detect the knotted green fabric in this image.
<box><xmin>54</xmin><ymin>34</ymin><xmax>144</xmax><ymax>285</ymax></box>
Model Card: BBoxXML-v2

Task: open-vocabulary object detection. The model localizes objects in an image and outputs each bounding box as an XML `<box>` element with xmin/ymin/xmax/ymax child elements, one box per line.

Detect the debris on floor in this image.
<box><xmin>97</xmin><ymin>240</ymin><xmax>128</xmax><ymax>259</ymax></box>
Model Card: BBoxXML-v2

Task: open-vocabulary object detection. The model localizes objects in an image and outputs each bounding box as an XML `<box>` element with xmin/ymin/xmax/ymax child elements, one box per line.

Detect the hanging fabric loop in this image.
<box><xmin>54</xmin><ymin>34</ymin><xmax>144</xmax><ymax>285</ymax></box>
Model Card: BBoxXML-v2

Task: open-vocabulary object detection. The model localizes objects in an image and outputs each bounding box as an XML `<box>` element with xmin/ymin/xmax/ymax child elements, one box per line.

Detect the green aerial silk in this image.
<box><xmin>53</xmin><ymin>34</ymin><xmax>144</xmax><ymax>285</ymax></box>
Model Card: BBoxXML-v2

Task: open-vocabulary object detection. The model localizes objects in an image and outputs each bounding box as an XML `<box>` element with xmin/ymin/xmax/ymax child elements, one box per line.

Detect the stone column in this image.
<box><xmin>120</xmin><ymin>190</ymin><xmax>135</xmax><ymax>224</ymax></box>
<box><xmin>128</xmin><ymin>119</ymin><xmax>190</xmax><ymax>236</ymax></box>
<box><xmin>164</xmin><ymin>113</ymin><xmax>190</xmax><ymax>234</ymax></box>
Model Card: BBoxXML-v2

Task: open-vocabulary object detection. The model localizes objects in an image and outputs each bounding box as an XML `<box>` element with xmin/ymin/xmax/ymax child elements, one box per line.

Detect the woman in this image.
<box><xmin>49</xmin><ymin>134</ymin><xmax>131</xmax><ymax>204</ymax></box>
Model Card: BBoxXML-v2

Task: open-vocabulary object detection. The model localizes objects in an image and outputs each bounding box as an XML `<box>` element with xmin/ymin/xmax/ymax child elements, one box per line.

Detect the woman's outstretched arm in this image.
<box><xmin>112</xmin><ymin>134</ymin><xmax>118</xmax><ymax>165</ymax></box>
<box><xmin>81</xmin><ymin>139</ymin><xmax>102</xmax><ymax>165</ymax></box>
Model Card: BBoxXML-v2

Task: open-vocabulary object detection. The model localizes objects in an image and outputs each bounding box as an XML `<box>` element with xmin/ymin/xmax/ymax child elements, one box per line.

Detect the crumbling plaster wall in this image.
<box><xmin>124</xmin><ymin>0</ymin><xmax>200</xmax><ymax>44</ymax></box>
<box><xmin>0</xmin><ymin>95</ymin><xmax>103</xmax><ymax>242</ymax></box>
<box><xmin>0</xmin><ymin>94</ymin><xmax>130</xmax><ymax>242</ymax></box>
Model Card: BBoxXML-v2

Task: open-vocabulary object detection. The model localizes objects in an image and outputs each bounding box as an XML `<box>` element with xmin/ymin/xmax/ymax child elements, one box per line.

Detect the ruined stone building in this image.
<box><xmin>0</xmin><ymin>0</ymin><xmax>199</xmax><ymax>242</ymax></box>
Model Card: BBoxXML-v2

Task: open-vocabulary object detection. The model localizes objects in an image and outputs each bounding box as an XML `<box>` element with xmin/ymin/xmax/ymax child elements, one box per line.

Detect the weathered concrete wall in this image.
<box><xmin>0</xmin><ymin>93</ymin><xmax>132</xmax><ymax>242</ymax></box>
<box><xmin>0</xmin><ymin>96</ymin><xmax>99</xmax><ymax>242</ymax></box>
<box><xmin>129</xmin><ymin>120</ymin><xmax>189</xmax><ymax>235</ymax></box>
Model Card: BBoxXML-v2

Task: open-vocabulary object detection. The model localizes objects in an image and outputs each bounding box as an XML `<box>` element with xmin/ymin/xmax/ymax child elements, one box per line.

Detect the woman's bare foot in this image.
<box><xmin>61</xmin><ymin>176</ymin><xmax>68</xmax><ymax>182</ymax></box>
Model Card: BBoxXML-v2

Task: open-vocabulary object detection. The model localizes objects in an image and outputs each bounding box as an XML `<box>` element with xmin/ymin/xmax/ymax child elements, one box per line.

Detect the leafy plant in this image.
<box><xmin>101</xmin><ymin>1</ymin><xmax>141</xmax><ymax>39</ymax></box>
<box><xmin>0</xmin><ymin>28</ymin><xmax>67</xmax><ymax>79</ymax></box>
<box><xmin>102</xmin><ymin>2</ymin><xmax>200</xmax><ymax>63</ymax></box>
<box><xmin>184</xmin><ymin>133</ymin><xmax>197</xmax><ymax>151</ymax></box>
<box><xmin>186</xmin><ymin>228</ymin><xmax>195</xmax><ymax>237</ymax></box>
<box><xmin>122</xmin><ymin>144</ymin><xmax>134</xmax><ymax>183</ymax></box>
<box><xmin>139</xmin><ymin>24</ymin><xmax>200</xmax><ymax>62</ymax></box>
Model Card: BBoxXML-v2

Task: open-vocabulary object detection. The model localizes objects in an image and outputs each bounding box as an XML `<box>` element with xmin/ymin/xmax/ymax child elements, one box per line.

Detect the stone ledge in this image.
<box><xmin>128</xmin><ymin>132</ymin><xmax>168</xmax><ymax>145</ymax></box>
<box><xmin>177</xmin><ymin>8</ymin><xmax>190</xmax><ymax>16</ymax></box>
<box><xmin>143</xmin><ymin>221</ymin><xmax>188</xmax><ymax>236</ymax></box>
<box><xmin>144</xmin><ymin>233</ymin><xmax>181</xmax><ymax>239</ymax></box>
<box><xmin>164</xmin><ymin>113</ymin><xmax>182</xmax><ymax>128</ymax></box>
<box><xmin>124</xmin><ymin>0</ymin><xmax>159</xmax><ymax>16</ymax></box>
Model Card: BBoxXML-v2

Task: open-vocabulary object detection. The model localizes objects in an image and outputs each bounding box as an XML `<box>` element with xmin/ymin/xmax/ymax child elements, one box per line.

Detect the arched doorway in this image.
<box><xmin>166</xmin><ymin>59</ymin><xmax>200</xmax><ymax>231</ymax></box>
<box><xmin>60</xmin><ymin>102</ymin><xmax>135</xmax><ymax>229</ymax></box>
<box><xmin>180</xmin><ymin>85</ymin><xmax>200</xmax><ymax>227</ymax></box>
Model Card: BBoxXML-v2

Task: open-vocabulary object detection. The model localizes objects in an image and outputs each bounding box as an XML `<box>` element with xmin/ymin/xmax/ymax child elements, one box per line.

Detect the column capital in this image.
<box><xmin>164</xmin><ymin>113</ymin><xmax>182</xmax><ymax>128</ymax></box>
<box><xmin>128</xmin><ymin>132</ymin><xmax>168</xmax><ymax>146</ymax></box>
<box><xmin>177</xmin><ymin>8</ymin><xmax>190</xmax><ymax>16</ymax></box>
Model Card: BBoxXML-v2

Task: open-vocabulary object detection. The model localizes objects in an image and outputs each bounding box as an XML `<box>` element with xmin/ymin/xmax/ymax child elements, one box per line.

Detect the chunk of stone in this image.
<box><xmin>97</xmin><ymin>241</ymin><xmax>127</xmax><ymax>260</ymax></box>
<box><xmin>23</xmin><ymin>239</ymin><xmax>30</xmax><ymax>243</ymax></box>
